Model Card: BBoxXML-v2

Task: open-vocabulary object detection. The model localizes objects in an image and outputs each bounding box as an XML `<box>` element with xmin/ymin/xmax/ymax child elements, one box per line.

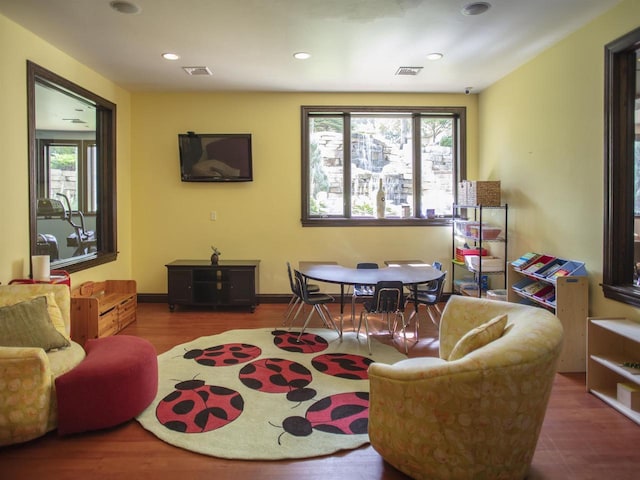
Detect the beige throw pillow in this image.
<box><xmin>448</xmin><ymin>314</ymin><xmax>508</xmax><ymax>361</ymax></box>
<box><xmin>0</xmin><ymin>296</ymin><xmax>70</xmax><ymax>351</ymax></box>
<box><xmin>43</xmin><ymin>292</ymin><xmax>70</xmax><ymax>339</ymax></box>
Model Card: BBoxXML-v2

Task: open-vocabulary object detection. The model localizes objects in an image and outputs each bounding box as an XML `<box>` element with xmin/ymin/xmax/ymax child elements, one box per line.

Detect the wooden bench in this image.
<box><xmin>71</xmin><ymin>280</ymin><xmax>137</xmax><ymax>346</ymax></box>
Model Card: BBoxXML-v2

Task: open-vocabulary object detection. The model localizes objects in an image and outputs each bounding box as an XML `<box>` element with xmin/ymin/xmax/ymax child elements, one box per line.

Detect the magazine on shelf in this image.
<box><xmin>540</xmin><ymin>262</ymin><xmax>564</xmax><ymax>278</ymax></box>
<box><xmin>522</xmin><ymin>281</ymin><xmax>547</xmax><ymax>295</ymax></box>
<box><xmin>552</xmin><ymin>268</ymin><xmax>571</xmax><ymax>278</ymax></box>
<box><xmin>511</xmin><ymin>252</ymin><xmax>538</xmax><ymax>269</ymax></box>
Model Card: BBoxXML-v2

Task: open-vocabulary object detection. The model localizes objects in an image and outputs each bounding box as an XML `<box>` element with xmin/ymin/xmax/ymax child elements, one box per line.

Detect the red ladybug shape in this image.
<box><xmin>239</xmin><ymin>358</ymin><xmax>316</xmax><ymax>402</ymax></box>
<box><xmin>156</xmin><ymin>379</ymin><xmax>244</xmax><ymax>433</ymax></box>
<box><xmin>311</xmin><ymin>353</ymin><xmax>374</xmax><ymax>380</ymax></box>
<box><xmin>183</xmin><ymin>343</ymin><xmax>261</xmax><ymax>367</ymax></box>
<box><xmin>278</xmin><ymin>392</ymin><xmax>369</xmax><ymax>443</ymax></box>
<box><xmin>271</xmin><ymin>330</ymin><xmax>329</xmax><ymax>354</ymax></box>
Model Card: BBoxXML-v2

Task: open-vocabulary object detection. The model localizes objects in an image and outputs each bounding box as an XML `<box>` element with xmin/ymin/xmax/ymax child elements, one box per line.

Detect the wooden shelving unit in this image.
<box><xmin>587</xmin><ymin>318</ymin><xmax>640</xmax><ymax>425</ymax></box>
<box><xmin>508</xmin><ymin>255</ymin><xmax>588</xmax><ymax>372</ymax></box>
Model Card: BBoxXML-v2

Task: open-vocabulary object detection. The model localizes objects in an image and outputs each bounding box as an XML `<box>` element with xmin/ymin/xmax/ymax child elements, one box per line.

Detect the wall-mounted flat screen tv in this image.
<box><xmin>178</xmin><ymin>132</ymin><xmax>253</xmax><ymax>182</ymax></box>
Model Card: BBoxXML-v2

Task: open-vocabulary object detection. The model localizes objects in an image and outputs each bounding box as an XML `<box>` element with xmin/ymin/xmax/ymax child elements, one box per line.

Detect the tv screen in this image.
<box><xmin>178</xmin><ymin>132</ymin><xmax>253</xmax><ymax>182</ymax></box>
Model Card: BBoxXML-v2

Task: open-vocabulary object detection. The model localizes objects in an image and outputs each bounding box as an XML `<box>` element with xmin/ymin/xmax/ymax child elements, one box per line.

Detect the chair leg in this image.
<box><xmin>318</xmin><ymin>304</ymin><xmax>340</xmax><ymax>336</ymax></box>
<box><xmin>283</xmin><ymin>295</ymin><xmax>300</xmax><ymax>326</ymax></box>
<box><xmin>426</xmin><ymin>304</ymin><xmax>442</xmax><ymax>328</ymax></box>
<box><xmin>398</xmin><ymin>312</ymin><xmax>408</xmax><ymax>354</ymax></box>
<box><xmin>405</xmin><ymin>307</ymin><xmax>420</xmax><ymax>341</ymax></box>
<box><xmin>365</xmin><ymin>313</ymin><xmax>372</xmax><ymax>355</ymax></box>
<box><xmin>288</xmin><ymin>300</ymin><xmax>305</xmax><ymax>331</ymax></box>
<box><xmin>297</xmin><ymin>307</ymin><xmax>316</xmax><ymax>341</ymax></box>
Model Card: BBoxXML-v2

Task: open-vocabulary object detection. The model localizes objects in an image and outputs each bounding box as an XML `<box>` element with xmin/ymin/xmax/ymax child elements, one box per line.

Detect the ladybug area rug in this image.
<box><xmin>136</xmin><ymin>327</ymin><xmax>406</xmax><ymax>460</ymax></box>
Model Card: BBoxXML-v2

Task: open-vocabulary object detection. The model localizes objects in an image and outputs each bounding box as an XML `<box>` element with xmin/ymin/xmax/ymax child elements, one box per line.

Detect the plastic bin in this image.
<box><xmin>487</xmin><ymin>289</ymin><xmax>508</xmax><ymax>302</ymax></box>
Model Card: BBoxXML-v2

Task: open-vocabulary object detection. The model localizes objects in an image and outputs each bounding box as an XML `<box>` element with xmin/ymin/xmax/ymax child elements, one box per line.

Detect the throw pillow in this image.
<box><xmin>43</xmin><ymin>292</ymin><xmax>70</xmax><ymax>339</ymax></box>
<box><xmin>0</xmin><ymin>290</ymin><xmax>69</xmax><ymax>339</ymax></box>
<box><xmin>0</xmin><ymin>296</ymin><xmax>70</xmax><ymax>351</ymax></box>
<box><xmin>448</xmin><ymin>314</ymin><xmax>508</xmax><ymax>361</ymax></box>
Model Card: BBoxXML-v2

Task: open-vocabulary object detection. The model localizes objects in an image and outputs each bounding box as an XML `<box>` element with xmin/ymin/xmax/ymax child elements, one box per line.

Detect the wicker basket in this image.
<box><xmin>458</xmin><ymin>180</ymin><xmax>501</xmax><ymax>206</ymax></box>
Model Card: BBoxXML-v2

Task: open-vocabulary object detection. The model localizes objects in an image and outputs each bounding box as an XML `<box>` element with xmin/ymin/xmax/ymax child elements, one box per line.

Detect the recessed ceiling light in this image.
<box><xmin>293</xmin><ymin>52</ymin><xmax>311</xmax><ymax>60</ymax></box>
<box><xmin>162</xmin><ymin>53</ymin><xmax>180</xmax><ymax>61</ymax></box>
<box><xmin>426</xmin><ymin>53</ymin><xmax>443</xmax><ymax>61</ymax></box>
<box><xmin>109</xmin><ymin>1</ymin><xmax>141</xmax><ymax>14</ymax></box>
<box><xmin>461</xmin><ymin>2</ymin><xmax>491</xmax><ymax>16</ymax></box>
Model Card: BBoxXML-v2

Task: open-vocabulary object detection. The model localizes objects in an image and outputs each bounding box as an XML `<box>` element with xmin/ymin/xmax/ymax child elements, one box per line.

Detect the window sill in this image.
<box><xmin>301</xmin><ymin>217</ymin><xmax>452</xmax><ymax>227</ymax></box>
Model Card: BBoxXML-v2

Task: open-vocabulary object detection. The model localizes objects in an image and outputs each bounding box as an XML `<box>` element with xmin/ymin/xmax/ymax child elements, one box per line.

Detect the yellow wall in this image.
<box><xmin>479</xmin><ymin>0</ymin><xmax>640</xmax><ymax>319</ymax></box>
<box><xmin>131</xmin><ymin>92</ymin><xmax>478</xmax><ymax>294</ymax></box>
<box><xmin>0</xmin><ymin>14</ymin><xmax>132</xmax><ymax>285</ymax></box>
<box><xmin>3</xmin><ymin>0</ymin><xmax>640</xmax><ymax>317</ymax></box>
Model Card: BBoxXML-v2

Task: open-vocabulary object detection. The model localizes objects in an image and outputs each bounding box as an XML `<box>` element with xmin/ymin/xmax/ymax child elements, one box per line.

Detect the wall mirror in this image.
<box><xmin>602</xmin><ymin>27</ymin><xmax>640</xmax><ymax>307</ymax></box>
<box><xmin>27</xmin><ymin>61</ymin><xmax>117</xmax><ymax>273</ymax></box>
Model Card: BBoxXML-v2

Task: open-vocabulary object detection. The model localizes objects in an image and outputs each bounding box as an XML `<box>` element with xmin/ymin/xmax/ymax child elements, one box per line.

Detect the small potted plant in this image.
<box><xmin>210</xmin><ymin>246</ymin><xmax>221</xmax><ymax>265</ymax></box>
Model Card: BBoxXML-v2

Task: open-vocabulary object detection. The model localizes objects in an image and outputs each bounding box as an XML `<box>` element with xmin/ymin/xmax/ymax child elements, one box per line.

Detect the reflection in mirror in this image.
<box><xmin>28</xmin><ymin>61</ymin><xmax>117</xmax><ymax>273</ymax></box>
<box><xmin>634</xmin><ymin>49</ymin><xmax>640</xmax><ymax>285</ymax></box>
<box><xmin>603</xmin><ymin>28</ymin><xmax>640</xmax><ymax>306</ymax></box>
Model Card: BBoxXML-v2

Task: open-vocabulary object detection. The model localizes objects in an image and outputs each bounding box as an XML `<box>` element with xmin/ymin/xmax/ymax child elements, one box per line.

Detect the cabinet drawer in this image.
<box><xmin>98</xmin><ymin>308</ymin><xmax>119</xmax><ymax>337</ymax></box>
<box><xmin>118</xmin><ymin>296</ymin><xmax>137</xmax><ymax>329</ymax></box>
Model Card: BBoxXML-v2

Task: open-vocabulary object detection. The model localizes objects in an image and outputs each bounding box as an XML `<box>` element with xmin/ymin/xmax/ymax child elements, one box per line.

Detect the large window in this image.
<box><xmin>301</xmin><ymin>106</ymin><xmax>466</xmax><ymax>226</ymax></box>
<box><xmin>38</xmin><ymin>139</ymin><xmax>98</xmax><ymax>214</ymax></box>
<box><xmin>602</xmin><ymin>27</ymin><xmax>640</xmax><ymax>307</ymax></box>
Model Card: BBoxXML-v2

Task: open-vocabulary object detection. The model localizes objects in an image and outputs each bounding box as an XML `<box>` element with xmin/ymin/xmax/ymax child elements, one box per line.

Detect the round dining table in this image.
<box><xmin>298</xmin><ymin>263</ymin><xmax>444</xmax><ymax>318</ymax></box>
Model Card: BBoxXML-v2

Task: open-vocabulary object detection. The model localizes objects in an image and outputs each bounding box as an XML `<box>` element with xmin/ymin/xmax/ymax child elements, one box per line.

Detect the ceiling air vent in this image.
<box><xmin>395</xmin><ymin>66</ymin><xmax>423</xmax><ymax>76</ymax></box>
<box><xmin>182</xmin><ymin>66</ymin><xmax>212</xmax><ymax>76</ymax></box>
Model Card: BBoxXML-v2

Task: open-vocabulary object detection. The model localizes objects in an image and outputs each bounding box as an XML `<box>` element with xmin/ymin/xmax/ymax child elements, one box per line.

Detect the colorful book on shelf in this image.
<box><xmin>511</xmin><ymin>252</ymin><xmax>538</xmax><ymax>268</ymax></box>
<box><xmin>533</xmin><ymin>285</ymin><xmax>554</xmax><ymax>299</ymax></box>
<box><xmin>552</xmin><ymin>268</ymin><xmax>571</xmax><ymax>278</ymax></box>
<box><xmin>538</xmin><ymin>262</ymin><xmax>564</xmax><ymax>278</ymax></box>
<box><xmin>522</xmin><ymin>281</ymin><xmax>546</xmax><ymax>295</ymax></box>
<box><xmin>522</xmin><ymin>255</ymin><xmax>555</xmax><ymax>274</ymax></box>
<box><xmin>541</xmin><ymin>291</ymin><xmax>556</xmax><ymax>303</ymax></box>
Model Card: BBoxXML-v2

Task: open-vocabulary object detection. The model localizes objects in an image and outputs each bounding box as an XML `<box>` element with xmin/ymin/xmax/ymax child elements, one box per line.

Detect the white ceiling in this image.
<box><xmin>0</xmin><ymin>0</ymin><xmax>622</xmax><ymax>93</ymax></box>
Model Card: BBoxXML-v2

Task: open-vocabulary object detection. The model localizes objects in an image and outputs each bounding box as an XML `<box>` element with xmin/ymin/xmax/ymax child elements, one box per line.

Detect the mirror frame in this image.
<box><xmin>602</xmin><ymin>27</ymin><xmax>640</xmax><ymax>307</ymax></box>
<box><xmin>27</xmin><ymin>61</ymin><xmax>118</xmax><ymax>273</ymax></box>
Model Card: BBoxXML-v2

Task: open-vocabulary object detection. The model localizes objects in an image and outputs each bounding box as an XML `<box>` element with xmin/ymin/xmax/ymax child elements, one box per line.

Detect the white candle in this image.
<box><xmin>32</xmin><ymin>255</ymin><xmax>50</xmax><ymax>281</ymax></box>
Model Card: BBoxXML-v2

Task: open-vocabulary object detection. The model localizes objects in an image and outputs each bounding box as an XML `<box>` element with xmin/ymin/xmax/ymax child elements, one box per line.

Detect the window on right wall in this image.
<box><xmin>301</xmin><ymin>106</ymin><xmax>467</xmax><ymax>227</ymax></box>
<box><xmin>602</xmin><ymin>27</ymin><xmax>640</xmax><ymax>307</ymax></box>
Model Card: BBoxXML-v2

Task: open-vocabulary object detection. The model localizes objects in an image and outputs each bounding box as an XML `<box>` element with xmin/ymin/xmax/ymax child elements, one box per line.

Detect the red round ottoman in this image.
<box><xmin>55</xmin><ymin>335</ymin><xmax>158</xmax><ymax>435</ymax></box>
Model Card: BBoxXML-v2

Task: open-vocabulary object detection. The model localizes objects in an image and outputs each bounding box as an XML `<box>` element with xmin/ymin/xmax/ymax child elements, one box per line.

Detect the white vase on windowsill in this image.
<box><xmin>376</xmin><ymin>178</ymin><xmax>386</xmax><ymax>219</ymax></box>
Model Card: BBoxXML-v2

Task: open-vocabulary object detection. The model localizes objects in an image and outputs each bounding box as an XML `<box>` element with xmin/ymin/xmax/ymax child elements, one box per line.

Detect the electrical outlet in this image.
<box><xmin>210</xmin><ymin>211</ymin><xmax>217</xmax><ymax>221</ymax></box>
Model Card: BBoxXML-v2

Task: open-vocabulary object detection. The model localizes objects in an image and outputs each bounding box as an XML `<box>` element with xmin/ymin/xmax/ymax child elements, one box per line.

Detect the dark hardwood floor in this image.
<box><xmin>1</xmin><ymin>302</ymin><xmax>639</xmax><ymax>479</ymax></box>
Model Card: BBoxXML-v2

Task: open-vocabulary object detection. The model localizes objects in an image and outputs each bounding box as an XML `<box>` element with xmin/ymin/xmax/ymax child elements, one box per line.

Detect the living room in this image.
<box><xmin>0</xmin><ymin>0</ymin><xmax>637</xmax><ymax>319</ymax></box>
<box><xmin>1</xmin><ymin>0</ymin><xmax>640</xmax><ymax>478</ymax></box>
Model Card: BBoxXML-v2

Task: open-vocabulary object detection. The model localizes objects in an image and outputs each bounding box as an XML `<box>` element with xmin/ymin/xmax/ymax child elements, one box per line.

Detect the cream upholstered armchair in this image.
<box><xmin>0</xmin><ymin>284</ymin><xmax>85</xmax><ymax>446</ymax></box>
<box><xmin>368</xmin><ymin>295</ymin><xmax>564</xmax><ymax>480</ymax></box>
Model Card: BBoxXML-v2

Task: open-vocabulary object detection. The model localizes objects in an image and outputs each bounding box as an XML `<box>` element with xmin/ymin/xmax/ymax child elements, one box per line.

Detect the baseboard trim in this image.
<box><xmin>138</xmin><ymin>292</ymin><xmax>451</xmax><ymax>304</ymax></box>
<box><xmin>137</xmin><ymin>293</ymin><xmax>292</xmax><ymax>304</ymax></box>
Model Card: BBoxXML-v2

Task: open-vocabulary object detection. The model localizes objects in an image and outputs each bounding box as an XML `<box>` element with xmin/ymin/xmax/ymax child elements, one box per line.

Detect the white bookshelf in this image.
<box><xmin>587</xmin><ymin>318</ymin><xmax>640</xmax><ymax>425</ymax></box>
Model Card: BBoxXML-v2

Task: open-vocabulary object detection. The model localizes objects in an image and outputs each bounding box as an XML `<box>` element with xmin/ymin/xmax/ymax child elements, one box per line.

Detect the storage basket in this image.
<box><xmin>455</xmin><ymin>247</ymin><xmax>488</xmax><ymax>263</ymax></box>
<box><xmin>464</xmin><ymin>255</ymin><xmax>504</xmax><ymax>272</ymax></box>
<box><xmin>458</xmin><ymin>180</ymin><xmax>501</xmax><ymax>206</ymax></box>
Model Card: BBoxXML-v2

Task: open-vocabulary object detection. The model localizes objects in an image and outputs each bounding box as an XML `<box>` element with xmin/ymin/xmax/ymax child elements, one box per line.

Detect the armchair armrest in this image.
<box><xmin>0</xmin><ymin>346</ymin><xmax>53</xmax><ymax>446</ymax></box>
